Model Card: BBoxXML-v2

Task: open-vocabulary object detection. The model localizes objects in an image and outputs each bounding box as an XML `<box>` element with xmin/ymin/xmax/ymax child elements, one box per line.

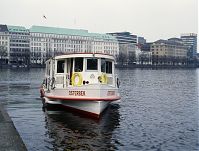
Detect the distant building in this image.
<box><xmin>180</xmin><ymin>33</ymin><xmax>197</xmax><ymax>58</ymax></box>
<box><xmin>140</xmin><ymin>43</ymin><xmax>151</xmax><ymax>52</ymax></box>
<box><xmin>151</xmin><ymin>39</ymin><xmax>188</xmax><ymax>65</ymax></box>
<box><xmin>108</xmin><ymin>32</ymin><xmax>140</xmax><ymax>64</ymax></box>
<box><xmin>30</xmin><ymin>26</ymin><xmax>119</xmax><ymax>64</ymax></box>
<box><xmin>138</xmin><ymin>37</ymin><xmax>146</xmax><ymax>45</ymax></box>
<box><xmin>138</xmin><ymin>51</ymin><xmax>152</xmax><ymax>65</ymax></box>
<box><xmin>108</xmin><ymin>32</ymin><xmax>137</xmax><ymax>44</ymax></box>
<box><xmin>7</xmin><ymin>25</ymin><xmax>30</xmax><ymax>66</ymax></box>
<box><xmin>119</xmin><ymin>43</ymin><xmax>141</xmax><ymax>64</ymax></box>
<box><xmin>0</xmin><ymin>25</ymin><xmax>9</xmax><ymax>64</ymax></box>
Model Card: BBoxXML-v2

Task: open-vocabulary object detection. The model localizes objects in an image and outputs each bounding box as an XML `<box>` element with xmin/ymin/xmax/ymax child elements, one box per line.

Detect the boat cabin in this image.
<box><xmin>44</xmin><ymin>53</ymin><xmax>117</xmax><ymax>89</ymax></box>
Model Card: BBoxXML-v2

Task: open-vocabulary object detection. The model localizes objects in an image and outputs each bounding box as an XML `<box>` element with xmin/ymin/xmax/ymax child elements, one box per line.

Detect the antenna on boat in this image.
<box><xmin>92</xmin><ymin>51</ymin><xmax>95</xmax><ymax>57</ymax></box>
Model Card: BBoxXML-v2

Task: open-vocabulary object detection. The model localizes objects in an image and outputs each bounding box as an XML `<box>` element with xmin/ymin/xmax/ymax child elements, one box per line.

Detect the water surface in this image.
<box><xmin>0</xmin><ymin>68</ymin><xmax>198</xmax><ymax>151</ymax></box>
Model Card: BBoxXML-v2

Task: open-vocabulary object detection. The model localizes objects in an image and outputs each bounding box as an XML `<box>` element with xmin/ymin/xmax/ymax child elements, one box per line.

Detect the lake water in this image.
<box><xmin>0</xmin><ymin>68</ymin><xmax>198</xmax><ymax>151</ymax></box>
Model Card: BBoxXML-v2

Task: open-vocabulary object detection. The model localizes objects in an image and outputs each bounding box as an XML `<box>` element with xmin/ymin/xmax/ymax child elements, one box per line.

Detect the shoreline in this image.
<box><xmin>0</xmin><ymin>104</ymin><xmax>27</xmax><ymax>151</ymax></box>
<box><xmin>0</xmin><ymin>64</ymin><xmax>198</xmax><ymax>69</ymax></box>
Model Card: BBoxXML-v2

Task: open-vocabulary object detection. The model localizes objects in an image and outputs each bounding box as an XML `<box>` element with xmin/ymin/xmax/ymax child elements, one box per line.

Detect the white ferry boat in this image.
<box><xmin>40</xmin><ymin>53</ymin><xmax>120</xmax><ymax>118</ymax></box>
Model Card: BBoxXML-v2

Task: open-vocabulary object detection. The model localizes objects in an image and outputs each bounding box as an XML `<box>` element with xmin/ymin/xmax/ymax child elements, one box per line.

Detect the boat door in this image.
<box><xmin>44</xmin><ymin>58</ymin><xmax>55</xmax><ymax>90</ymax></box>
<box><xmin>54</xmin><ymin>59</ymin><xmax>66</xmax><ymax>88</ymax></box>
<box><xmin>54</xmin><ymin>58</ymin><xmax>73</xmax><ymax>88</ymax></box>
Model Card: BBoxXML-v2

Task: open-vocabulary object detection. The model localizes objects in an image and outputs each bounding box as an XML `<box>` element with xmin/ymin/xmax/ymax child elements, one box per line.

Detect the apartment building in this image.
<box><xmin>151</xmin><ymin>38</ymin><xmax>188</xmax><ymax>65</ymax></box>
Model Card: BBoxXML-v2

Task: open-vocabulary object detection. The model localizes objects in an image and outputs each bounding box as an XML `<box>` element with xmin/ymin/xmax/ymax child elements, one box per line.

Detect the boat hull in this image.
<box><xmin>42</xmin><ymin>96</ymin><xmax>111</xmax><ymax>118</ymax></box>
<box><xmin>41</xmin><ymin>87</ymin><xmax>120</xmax><ymax>118</ymax></box>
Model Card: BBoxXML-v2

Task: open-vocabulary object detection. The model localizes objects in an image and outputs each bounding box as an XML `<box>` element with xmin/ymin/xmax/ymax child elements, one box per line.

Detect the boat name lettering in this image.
<box><xmin>107</xmin><ymin>91</ymin><xmax>115</xmax><ymax>96</ymax></box>
<box><xmin>69</xmin><ymin>91</ymin><xmax>86</xmax><ymax>96</ymax></box>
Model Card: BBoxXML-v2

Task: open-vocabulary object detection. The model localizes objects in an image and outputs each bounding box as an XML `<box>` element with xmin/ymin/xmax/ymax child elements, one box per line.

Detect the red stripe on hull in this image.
<box><xmin>46</xmin><ymin>95</ymin><xmax>120</xmax><ymax>101</ymax></box>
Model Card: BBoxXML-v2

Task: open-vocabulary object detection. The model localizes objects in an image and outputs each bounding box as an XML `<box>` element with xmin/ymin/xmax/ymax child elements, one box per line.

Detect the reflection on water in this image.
<box><xmin>0</xmin><ymin>68</ymin><xmax>199</xmax><ymax>151</ymax></box>
<box><xmin>43</xmin><ymin>104</ymin><xmax>120</xmax><ymax>150</ymax></box>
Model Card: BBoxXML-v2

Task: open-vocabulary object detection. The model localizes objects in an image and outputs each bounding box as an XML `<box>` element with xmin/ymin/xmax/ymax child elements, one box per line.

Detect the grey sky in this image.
<box><xmin>0</xmin><ymin>0</ymin><xmax>198</xmax><ymax>42</ymax></box>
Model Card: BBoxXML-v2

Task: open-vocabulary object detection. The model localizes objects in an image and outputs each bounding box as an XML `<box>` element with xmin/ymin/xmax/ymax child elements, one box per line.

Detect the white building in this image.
<box><xmin>138</xmin><ymin>51</ymin><xmax>152</xmax><ymax>65</ymax></box>
<box><xmin>119</xmin><ymin>43</ymin><xmax>141</xmax><ymax>64</ymax></box>
<box><xmin>29</xmin><ymin>26</ymin><xmax>119</xmax><ymax>64</ymax></box>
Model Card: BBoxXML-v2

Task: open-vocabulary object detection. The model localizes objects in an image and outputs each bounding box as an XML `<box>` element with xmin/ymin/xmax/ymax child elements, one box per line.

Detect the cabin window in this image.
<box><xmin>101</xmin><ymin>58</ymin><xmax>106</xmax><ymax>72</ymax></box>
<box><xmin>57</xmin><ymin>60</ymin><xmax>65</xmax><ymax>73</ymax></box>
<box><xmin>106</xmin><ymin>61</ymin><xmax>112</xmax><ymax>74</ymax></box>
<box><xmin>86</xmin><ymin>58</ymin><xmax>98</xmax><ymax>70</ymax></box>
<box><xmin>74</xmin><ymin>58</ymin><xmax>83</xmax><ymax>72</ymax></box>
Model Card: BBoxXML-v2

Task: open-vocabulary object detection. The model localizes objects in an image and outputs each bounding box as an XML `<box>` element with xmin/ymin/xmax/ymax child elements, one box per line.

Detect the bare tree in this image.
<box><xmin>117</xmin><ymin>52</ymin><xmax>127</xmax><ymax>65</ymax></box>
<box><xmin>128</xmin><ymin>51</ymin><xmax>136</xmax><ymax>64</ymax></box>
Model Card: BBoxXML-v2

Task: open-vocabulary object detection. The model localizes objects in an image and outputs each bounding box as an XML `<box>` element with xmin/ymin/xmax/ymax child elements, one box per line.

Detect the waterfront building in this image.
<box><xmin>180</xmin><ymin>33</ymin><xmax>197</xmax><ymax>58</ymax></box>
<box><xmin>7</xmin><ymin>25</ymin><xmax>30</xmax><ymax>66</ymax></box>
<box><xmin>29</xmin><ymin>26</ymin><xmax>119</xmax><ymax>65</ymax></box>
<box><xmin>138</xmin><ymin>43</ymin><xmax>152</xmax><ymax>65</ymax></box>
<box><xmin>108</xmin><ymin>32</ymin><xmax>139</xmax><ymax>64</ymax></box>
<box><xmin>138</xmin><ymin>51</ymin><xmax>152</xmax><ymax>65</ymax></box>
<box><xmin>0</xmin><ymin>25</ymin><xmax>9</xmax><ymax>64</ymax></box>
<box><xmin>118</xmin><ymin>43</ymin><xmax>141</xmax><ymax>65</ymax></box>
<box><xmin>151</xmin><ymin>38</ymin><xmax>188</xmax><ymax>65</ymax></box>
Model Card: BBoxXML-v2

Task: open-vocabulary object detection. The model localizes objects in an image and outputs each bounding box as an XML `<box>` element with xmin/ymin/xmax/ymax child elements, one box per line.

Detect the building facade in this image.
<box><xmin>30</xmin><ymin>26</ymin><xmax>119</xmax><ymax>65</ymax></box>
<box><xmin>0</xmin><ymin>25</ymin><xmax>9</xmax><ymax>64</ymax></box>
<box><xmin>7</xmin><ymin>25</ymin><xmax>30</xmax><ymax>66</ymax></box>
<box><xmin>108</xmin><ymin>32</ymin><xmax>140</xmax><ymax>64</ymax></box>
<box><xmin>151</xmin><ymin>39</ymin><xmax>188</xmax><ymax>65</ymax></box>
<box><xmin>118</xmin><ymin>43</ymin><xmax>141</xmax><ymax>64</ymax></box>
<box><xmin>180</xmin><ymin>33</ymin><xmax>197</xmax><ymax>58</ymax></box>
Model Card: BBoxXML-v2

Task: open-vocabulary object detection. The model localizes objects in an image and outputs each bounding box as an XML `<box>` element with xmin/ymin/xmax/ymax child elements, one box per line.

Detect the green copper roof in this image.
<box><xmin>30</xmin><ymin>25</ymin><xmax>89</xmax><ymax>36</ymax></box>
<box><xmin>7</xmin><ymin>25</ymin><xmax>29</xmax><ymax>33</ymax></box>
<box><xmin>29</xmin><ymin>25</ymin><xmax>117</xmax><ymax>41</ymax></box>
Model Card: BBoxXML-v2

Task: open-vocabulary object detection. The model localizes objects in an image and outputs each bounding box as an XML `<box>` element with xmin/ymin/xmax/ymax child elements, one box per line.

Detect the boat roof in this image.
<box><xmin>54</xmin><ymin>53</ymin><xmax>115</xmax><ymax>61</ymax></box>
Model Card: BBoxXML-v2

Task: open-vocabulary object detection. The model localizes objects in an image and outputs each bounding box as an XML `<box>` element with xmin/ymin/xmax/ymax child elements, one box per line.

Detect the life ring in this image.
<box><xmin>71</xmin><ymin>72</ymin><xmax>83</xmax><ymax>86</ymax></box>
<box><xmin>100</xmin><ymin>73</ymin><xmax>108</xmax><ymax>84</ymax></box>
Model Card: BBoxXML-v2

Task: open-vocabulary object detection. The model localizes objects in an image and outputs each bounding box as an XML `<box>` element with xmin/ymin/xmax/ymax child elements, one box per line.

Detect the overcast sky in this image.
<box><xmin>0</xmin><ymin>0</ymin><xmax>198</xmax><ymax>43</ymax></box>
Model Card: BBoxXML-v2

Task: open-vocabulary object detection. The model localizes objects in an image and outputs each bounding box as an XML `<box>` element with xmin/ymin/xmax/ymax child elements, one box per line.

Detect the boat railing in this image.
<box><xmin>54</xmin><ymin>73</ymin><xmax>70</xmax><ymax>88</ymax></box>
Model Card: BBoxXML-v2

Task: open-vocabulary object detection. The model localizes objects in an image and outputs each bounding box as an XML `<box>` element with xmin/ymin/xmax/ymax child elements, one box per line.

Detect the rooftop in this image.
<box><xmin>154</xmin><ymin>39</ymin><xmax>185</xmax><ymax>46</ymax></box>
<box><xmin>54</xmin><ymin>53</ymin><xmax>115</xmax><ymax>60</ymax></box>
<box><xmin>0</xmin><ymin>25</ymin><xmax>8</xmax><ymax>32</ymax></box>
<box><xmin>29</xmin><ymin>25</ymin><xmax>117</xmax><ymax>41</ymax></box>
<box><xmin>7</xmin><ymin>25</ymin><xmax>29</xmax><ymax>33</ymax></box>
